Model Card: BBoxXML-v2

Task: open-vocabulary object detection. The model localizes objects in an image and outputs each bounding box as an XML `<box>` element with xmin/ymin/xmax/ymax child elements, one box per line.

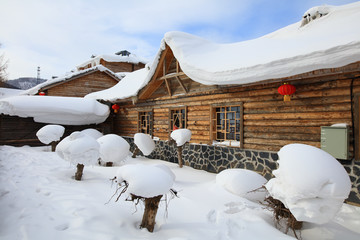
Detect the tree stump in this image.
<box><xmin>177</xmin><ymin>146</ymin><xmax>183</xmax><ymax>168</ymax></box>
<box><xmin>132</xmin><ymin>146</ymin><xmax>140</xmax><ymax>158</ymax></box>
<box><xmin>75</xmin><ymin>163</ymin><xmax>84</xmax><ymax>181</ymax></box>
<box><xmin>139</xmin><ymin>195</ymin><xmax>163</xmax><ymax>232</ymax></box>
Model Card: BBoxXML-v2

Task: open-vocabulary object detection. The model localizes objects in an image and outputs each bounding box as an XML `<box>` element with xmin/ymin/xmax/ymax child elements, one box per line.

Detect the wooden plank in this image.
<box><xmin>244</xmin><ymin>111</ymin><xmax>351</xmax><ymax>120</ymax></box>
<box><xmin>164</xmin><ymin>79</ymin><xmax>172</xmax><ymax>96</ymax></box>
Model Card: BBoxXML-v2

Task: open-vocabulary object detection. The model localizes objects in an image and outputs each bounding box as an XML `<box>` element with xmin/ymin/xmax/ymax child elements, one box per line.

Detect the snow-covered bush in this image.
<box><xmin>97</xmin><ymin>134</ymin><xmax>130</xmax><ymax>166</ymax></box>
<box><xmin>265</xmin><ymin>143</ymin><xmax>351</xmax><ymax>224</ymax></box>
<box><xmin>56</xmin><ymin>131</ymin><xmax>100</xmax><ymax>180</ymax></box>
<box><xmin>170</xmin><ymin>129</ymin><xmax>192</xmax><ymax>146</ymax></box>
<box><xmin>112</xmin><ymin>164</ymin><xmax>176</xmax><ymax>232</ymax></box>
<box><xmin>36</xmin><ymin>124</ymin><xmax>65</xmax><ymax>151</ymax></box>
<box><xmin>133</xmin><ymin>133</ymin><xmax>155</xmax><ymax>157</ymax></box>
<box><xmin>216</xmin><ymin>169</ymin><xmax>267</xmax><ymax>201</ymax></box>
<box><xmin>81</xmin><ymin>128</ymin><xmax>103</xmax><ymax>139</ymax></box>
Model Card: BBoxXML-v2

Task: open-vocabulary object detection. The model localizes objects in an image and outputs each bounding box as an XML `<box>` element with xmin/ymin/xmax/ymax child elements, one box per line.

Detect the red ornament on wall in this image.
<box><xmin>39</xmin><ymin>91</ymin><xmax>46</xmax><ymax>96</ymax></box>
<box><xmin>278</xmin><ymin>83</ymin><xmax>296</xmax><ymax>101</ymax></box>
<box><xmin>111</xmin><ymin>104</ymin><xmax>120</xmax><ymax>113</ymax></box>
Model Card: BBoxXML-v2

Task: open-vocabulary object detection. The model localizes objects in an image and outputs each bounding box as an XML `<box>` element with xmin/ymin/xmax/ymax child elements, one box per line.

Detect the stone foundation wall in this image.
<box><xmin>124</xmin><ymin>137</ymin><xmax>360</xmax><ymax>205</ymax></box>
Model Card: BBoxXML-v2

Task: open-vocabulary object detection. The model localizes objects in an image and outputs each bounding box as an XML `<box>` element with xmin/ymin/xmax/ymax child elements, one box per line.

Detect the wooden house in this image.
<box><xmin>88</xmin><ymin>2</ymin><xmax>360</xmax><ymax>204</ymax></box>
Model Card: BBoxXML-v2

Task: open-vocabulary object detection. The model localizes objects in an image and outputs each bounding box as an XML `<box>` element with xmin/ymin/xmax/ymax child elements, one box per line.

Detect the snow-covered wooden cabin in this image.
<box><xmin>86</xmin><ymin>2</ymin><xmax>360</xmax><ymax>204</ymax></box>
<box><xmin>32</xmin><ymin>51</ymin><xmax>147</xmax><ymax>97</ymax></box>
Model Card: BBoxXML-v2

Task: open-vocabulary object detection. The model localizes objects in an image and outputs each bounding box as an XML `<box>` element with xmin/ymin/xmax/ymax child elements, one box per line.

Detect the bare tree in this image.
<box><xmin>0</xmin><ymin>43</ymin><xmax>8</xmax><ymax>82</ymax></box>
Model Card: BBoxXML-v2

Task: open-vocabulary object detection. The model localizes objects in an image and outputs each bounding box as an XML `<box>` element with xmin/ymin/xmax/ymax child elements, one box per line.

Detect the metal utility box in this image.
<box><xmin>321</xmin><ymin>126</ymin><xmax>350</xmax><ymax>160</ymax></box>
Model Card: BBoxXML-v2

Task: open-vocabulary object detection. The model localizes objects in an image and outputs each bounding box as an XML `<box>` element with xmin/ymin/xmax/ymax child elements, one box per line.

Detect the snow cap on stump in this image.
<box><xmin>97</xmin><ymin>134</ymin><xmax>130</xmax><ymax>164</ymax></box>
<box><xmin>265</xmin><ymin>143</ymin><xmax>351</xmax><ymax>224</ymax></box>
<box><xmin>36</xmin><ymin>124</ymin><xmax>65</xmax><ymax>144</ymax></box>
<box><xmin>116</xmin><ymin>164</ymin><xmax>174</xmax><ymax>198</ymax></box>
<box><xmin>170</xmin><ymin>129</ymin><xmax>192</xmax><ymax>146</ymax></box>
<box><xmin>134</xmin><ymin>133</ymin><xmax>155</xmax><ymax>156</ymax></box>
<box><xmin>56</xmin><ymin>131</ymin><xmax>100</xmax><ymax>166</ymax></box>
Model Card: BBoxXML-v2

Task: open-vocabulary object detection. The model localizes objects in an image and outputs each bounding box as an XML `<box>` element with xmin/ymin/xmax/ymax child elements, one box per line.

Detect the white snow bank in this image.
<box><xmin>97</xmin><ymin>134</ymin><xmax>130</xmax><ymax>165</ymax></box>
<box><xmin>0</xmin><ymin>95</ymin><xmax>109</xmax><ymax>125</ymax></box>
<box><xmin>134</xmin><ymin>133</ymin><xmax>155</xmax><ymax>156</ymax></box>
<box><xmin>56</xmin><ymin>131</ymin><xmax>100</xmax><ymax>166</ymax></box>
<box><xmin>0</xmin><ymin>87</ymin><xmax>24</xmax><ymax>99</ymax></box>
<box><xmin>85</xmin><ymin>67</ymin><xmax>150</xmax><ymax>101</ymax></box>
<box><xmin>81</xmin><ymin>128</ymin><xmax>103</xmax><ymax>139</ymax></box>
<box><xmin>170</xmin><ymin>129</ymin><xmax>192</xmax><ymax>146</ymax></box>
<box><xmin>115</xmin><ymin>164</ymin><xmax>174</xmax><ymax>198</ymax></box>
<box><xmin>164</xmin><ymin>2</ymin><xmax>360</xmax><ymax>85</ymax></box>
<box><xmin>216</xmin><ymin>169</ymin><xmax>267</xmax><ymax>201</ymax></box>
<box><xmin>265</xmin><ymin>144</ymin><xmax>351</xmax><ymax>224</ymax></box>
<box><xmin>36</xmin><ymin>125</ymin><xmax>65</xmax><ymax>144</ymax></box>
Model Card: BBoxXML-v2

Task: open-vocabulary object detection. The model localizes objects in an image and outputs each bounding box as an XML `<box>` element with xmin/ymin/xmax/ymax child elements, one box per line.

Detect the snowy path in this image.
<box><xmin>1</xmin><ymin>145</ymin><xmax>360</xmax><ymax>240</ymax></box>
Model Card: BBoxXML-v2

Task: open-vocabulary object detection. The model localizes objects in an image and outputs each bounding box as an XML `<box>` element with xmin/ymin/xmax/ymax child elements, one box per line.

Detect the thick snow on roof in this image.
<box><xmin>24</xmin><ymin>65</ymin><xmax>123</xmax><ymax>96</ymax></box>
<box><xmin>0</xmin><ymin>96</ymin><xmax>109</xmax><ymax>125</ymax></box>
<box><xmin>165</xmin><ymin>2</ymin><xmax>360</xmax><ymax>85</ymax></box>
<box><xmin>85</xmin><ymin>66</ymin><xmax>154</xmax><ymax>101</ymax></box>
<box><xmin>86</xmin><ymin>2</ymin><xmax>360</xmax><ymax>101</ymax></box>
<box><xmin>76</xmin><ymin>53</ymin><xmax>148</xmax><ymax>70</ymax></box>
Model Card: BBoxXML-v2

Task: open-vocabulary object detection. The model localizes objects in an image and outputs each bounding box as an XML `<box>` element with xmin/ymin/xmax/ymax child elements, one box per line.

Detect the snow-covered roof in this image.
<box><xmin>76</xmin><ymin>53</ymin><xmax>148</xmax><ymax>70</ymax></box>
<box><xmin>0</xmin><ymin>95</ymin><xmax>109</xmax><ymax>125</ymax></box>
<box><xmin>24</xmin><ymin>65</ymin><xmax>124</xmax><ymax>96</ymax></box>
<box><xmin>0</xmin><ymin>88</ymin><xmax>25</xmax><ymax>99</ymax></box>
<box><xmin>86</xmin><ymin>2</ymin><xmax>360</xmax><ymax>101</ymax></box>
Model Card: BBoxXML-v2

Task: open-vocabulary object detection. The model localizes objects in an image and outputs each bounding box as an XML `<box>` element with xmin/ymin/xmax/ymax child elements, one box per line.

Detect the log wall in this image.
<box><xmin>115</xmin><ymin>63</ymin><xmax>360</xmax><ymax>155</ymax></box>
<box><xmin>47</xmin><ymin>71</ymin><xmax>118</xmax><ymax>97</ymax></box>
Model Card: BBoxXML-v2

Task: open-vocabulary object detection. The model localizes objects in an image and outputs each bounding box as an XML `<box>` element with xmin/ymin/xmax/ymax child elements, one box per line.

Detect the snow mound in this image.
<box><xmin>97</xmin><ymin>134</ymin><xmax>130</xmax><ymax>165</ymax></box>
<box><xmin>170</xmin><ymin>129</ymin><xmax>192</xmax><ymax>146</ymax></box>
<box><xmin>134</xmin><ymin>133</ymin><xmax>155</xmax><ymax>156</ymax></box>
<box><xmin>301</xmin><ymin>5</ymin><xmax>333</xmax><ymax>27</ymax></box>
<box><xmin>265</xmin><ymin>144</ymin><xmax>351</xmax><ymax>224</ymax></box>
<box><xmin>81</xmin><ymin>128</ymin><xmax>103</xmax><ymax>139</ymax></box>
<box><xmin>116</xmin><ymin>164</ymin><xmax>174</xmax><ymax>198</ymax></box>
<box><xmin>216</xmin><ymin>169</ymin><xmax>267</xmax><ymax>201</ymax></box>
<box><xmin>36</xmin><ymin>124</ymin><xmax>65</xmax><ymax>144</ymax></box>
<box><xmin>56</xmin><ymin>131</ymin><xmax>100</xmax><ymax>166</ymax></box>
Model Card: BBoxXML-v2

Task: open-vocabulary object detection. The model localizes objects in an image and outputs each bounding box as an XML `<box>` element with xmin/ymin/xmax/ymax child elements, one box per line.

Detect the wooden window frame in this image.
<box><xmin>169</xmin><ymin>107</ymin><xmax>187</xmax><ymax>133</ymax></box>
<box><xmin>210</xmin><ymin>102</ymin><xmax>244</xmax><ymax>148</ymax></box>
<box><xmin>137</xmin><ymin>110</ymin><xmax>153</xmax><ymax>136</ymax></box>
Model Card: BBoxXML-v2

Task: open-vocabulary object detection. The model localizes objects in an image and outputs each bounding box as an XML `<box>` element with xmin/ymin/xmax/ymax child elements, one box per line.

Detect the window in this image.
<box><xmin>211</xmin><ymin>103</ymin><xmax>243</xmax><ymax>147</ymax></box>
<box><xmin>138</xmin><ymin>111</ymin><xmax>153</xmax><ymax>136</ymax></box>
<box><xmin>169</xmin><ymin>107</ymin><xmax>187</xmax><ymax>131</ymax></box>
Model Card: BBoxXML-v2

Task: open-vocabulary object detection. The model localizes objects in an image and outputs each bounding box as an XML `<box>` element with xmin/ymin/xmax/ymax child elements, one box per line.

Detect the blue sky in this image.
<box><xmin>0</xmin><ymin>0</ymin><xmax>358</xmax><ymax>80</ymax></box>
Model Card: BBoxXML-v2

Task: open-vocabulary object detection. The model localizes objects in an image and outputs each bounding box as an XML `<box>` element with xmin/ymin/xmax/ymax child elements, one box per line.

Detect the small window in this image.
<box><xmin>169</xmin><ymin>107</ymin><xmax>187</xmax><ymax>131</ymax></box>
<box><xmin>211</xmin><ymin>103</ymin><xmax>243</xmax><ymax>147</ymax></box>
<box><xmin>138</xmin><ymin>111</ymin><xmax>153</xmax><ymax>136</ymax></box>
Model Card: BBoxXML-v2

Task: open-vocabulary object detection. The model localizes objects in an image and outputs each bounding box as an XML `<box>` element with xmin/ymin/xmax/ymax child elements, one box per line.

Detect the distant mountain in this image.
<box><xmin>6</xmin><ymin>77</ymin><xmax>47</xmax><ymax>90</ymax></box>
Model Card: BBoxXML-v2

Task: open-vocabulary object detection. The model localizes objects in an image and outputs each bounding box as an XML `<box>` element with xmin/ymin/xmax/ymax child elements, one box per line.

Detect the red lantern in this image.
<box><xmin>173</xmin><ymin>125</ymin><xmax>179</xmax><ymax>131</ymax></box>
<box><xmin>112</xmin><ymin>104</ymin><xmax>120</xmax><ymax>113</ymax></box>
<box><xmin>39</xmin><ymin>91</ymin><xmax>46</xmax><ymax>96</ymax></box>
<box><xmin>278</xmin><ymin>83</ymin><xmax>296</xmax><ymax>101</ymax></box>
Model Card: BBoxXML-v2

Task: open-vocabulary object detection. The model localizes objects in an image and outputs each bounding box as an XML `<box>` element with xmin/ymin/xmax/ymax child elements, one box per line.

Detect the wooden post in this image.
<box><xmin>140</xmin><ymin>195</ymin><xmax>163</xmax><ymax>232</ymax></box>
<box><xmin>132</xmin><ymin>146</ymin><xmax>140</xmax><ymax>158</ymax></box>
<box><xmin>177</xmin><ymin>146</ymin><xmax>183</xmax><ymax>168</ymax></box>
<box><xmin>75</xmin><ymin>163</ymin><xmax>84</xmax><ymax>181</ymax></box>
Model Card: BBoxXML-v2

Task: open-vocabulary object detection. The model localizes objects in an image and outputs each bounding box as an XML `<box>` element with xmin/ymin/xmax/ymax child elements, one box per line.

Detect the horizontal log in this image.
<box><xmin>244</xmin><ymin>103</ymin><xmax>350</xmax><ymax>114</ymax></box>
<box><xmin>187</xmin><ymin>120</ymin><xmax>210</xmax><ymax>126</ymax></box>
<box><xmin>244</xmin><ymin>138</ymin><xmax>320</xmax><ymax>148</ymax></box>
<box><xmin>244</xmin><ymin>132</ymin><xmax>320</xmax><ymax>142</ymax></box>
<box><xmin>244</xmin><ymin>126</ymin><xmax>319</xmax><ymax>134</ymax></box>
<box><xmin>187</xmin><ymin>116</ymin><xmax>209</xmax><ymax>121</ymax></box>
<box><xmin>244</xmin><ymin>119</ymin><xmax>352</xmax><ymax>127</ymax></box>
<box><xmin>244</xmin><ymin>111</ymin><xmax>351</xmax><ymax>120</ymax></box>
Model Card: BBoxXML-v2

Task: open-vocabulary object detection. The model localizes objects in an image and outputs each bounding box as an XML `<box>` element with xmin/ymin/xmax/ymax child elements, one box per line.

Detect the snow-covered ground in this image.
<box><xmin>1</xmin><ymin>145</ymin><xmax>360</xmax><ymax>240</ymax></box>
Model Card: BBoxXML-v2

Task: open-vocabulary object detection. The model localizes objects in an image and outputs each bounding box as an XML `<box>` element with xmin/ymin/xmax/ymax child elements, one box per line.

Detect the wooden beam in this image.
<box><xmin>158</xmin><ymin>72</ymin><xmax>186</xmax><ymax>81</ymax></box>
<box><xmin>176</xmin><ymin>76</ymin><xmax>188</xmax><ymax>93</ymax></box>
<box><xmin>164</xmin><ymin>79</ymin><xmax>172</xmax><ymax>96</ymax></box>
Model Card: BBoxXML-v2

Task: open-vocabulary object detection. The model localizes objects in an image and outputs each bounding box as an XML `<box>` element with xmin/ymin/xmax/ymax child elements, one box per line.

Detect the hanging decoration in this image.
<box><xmin>278</xmin><ymin>83</ymin><xmax>296</xmax><ymax>101</ymax></box>
<box><xmin>39</xmin><ymin>91</ymin><xmax>46</xmax><ymax>96</ymax></box>
<box><xmin>112</xmin><ymin>104</ymin><xmax>120</xmax><ymax>113</ymax></box>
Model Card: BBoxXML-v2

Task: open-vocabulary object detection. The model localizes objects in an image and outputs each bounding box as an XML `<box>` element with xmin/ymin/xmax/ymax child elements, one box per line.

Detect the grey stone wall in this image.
<box><xmin>125</xmin><ymin>137</ymin><xmax>360</xmax><ymax>205</ymax></box>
